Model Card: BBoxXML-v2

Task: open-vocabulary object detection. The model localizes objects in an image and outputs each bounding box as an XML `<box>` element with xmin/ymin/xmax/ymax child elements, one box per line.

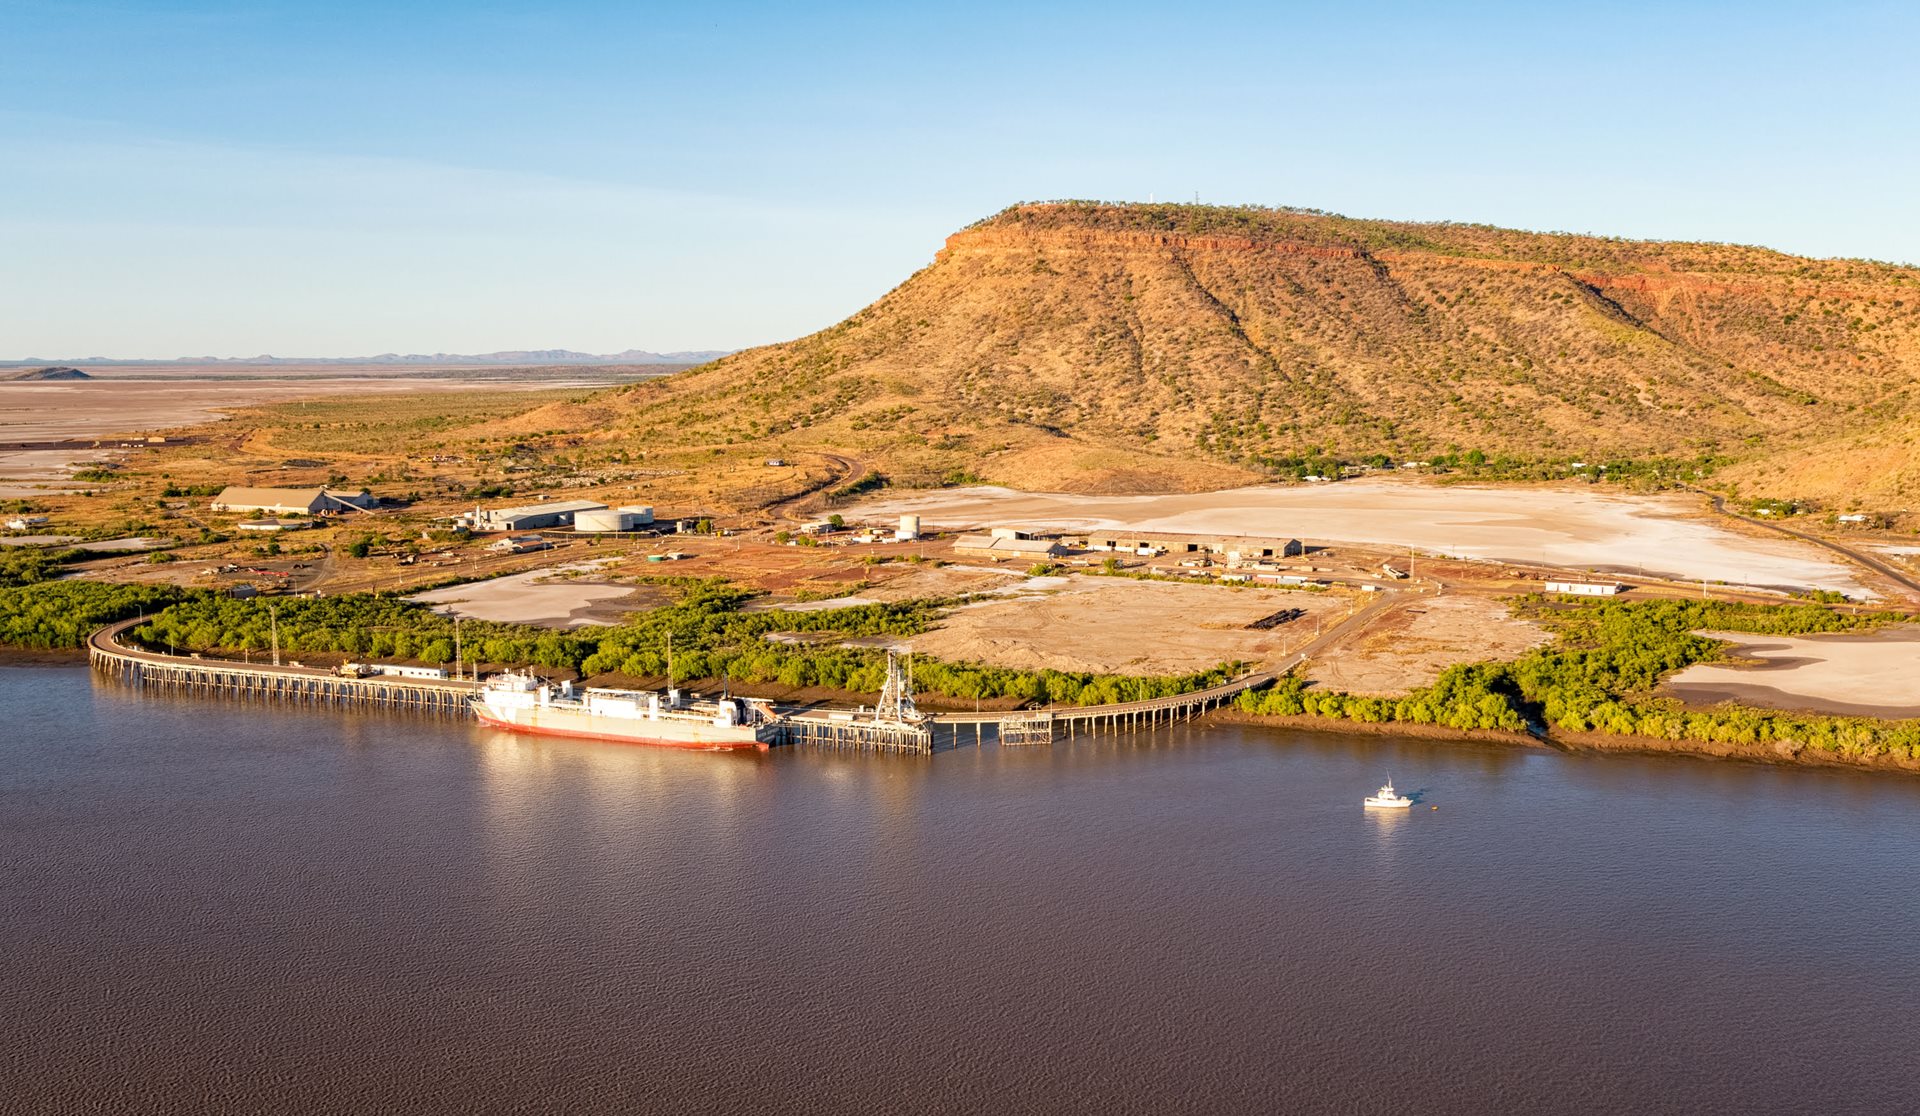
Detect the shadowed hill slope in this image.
<box><xmin>520</xmin><ymin>202</ymin><xmax>1920</xmax><ymax>499</ymax></box>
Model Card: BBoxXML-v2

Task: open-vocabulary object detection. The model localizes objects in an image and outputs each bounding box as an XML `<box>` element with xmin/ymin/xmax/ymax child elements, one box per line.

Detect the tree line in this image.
<box><xmin>2</xmin><ymin>578</ymin><xmax>1236</xmax><ymax>708</ymax></box>
<box><xmin>1238</xmin><ymin>598</ymin><xmax>1920</xmax><ymax>759</ymax></box>
<box><xmin>0</xmin><ymin>582</ymin><xmax>186</xmax><ymax>649</ymax></box>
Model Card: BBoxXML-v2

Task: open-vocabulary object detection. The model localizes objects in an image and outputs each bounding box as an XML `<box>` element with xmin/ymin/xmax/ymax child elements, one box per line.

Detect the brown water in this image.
<box><xmin>4</xmin><ymin>665</ymin><xmax>1917</xmax><ymax>1114</ymax></box>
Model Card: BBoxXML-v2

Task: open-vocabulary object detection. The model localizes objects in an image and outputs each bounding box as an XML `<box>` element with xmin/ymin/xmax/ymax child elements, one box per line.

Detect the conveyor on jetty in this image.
<box><xmin>89</xmin><ymin>618</ymin><xmax>1271</xmax><ymax>749</ymax></box>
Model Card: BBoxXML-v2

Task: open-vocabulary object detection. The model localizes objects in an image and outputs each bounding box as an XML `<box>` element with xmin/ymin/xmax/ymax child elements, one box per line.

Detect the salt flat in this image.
<box><xmin>1667</xmin><ymin>627</ymin><xmax>1920</xmax><ymax>719</ymax></box>
<box><xmin>0</xmin><ymin>374</ymin><xmax>601</xmax><ymax>490</ymax></box>
<box><xmin>854</xmin><ymin>480</ymin><xmax>1871</xmax><ymax>597</ymax></box>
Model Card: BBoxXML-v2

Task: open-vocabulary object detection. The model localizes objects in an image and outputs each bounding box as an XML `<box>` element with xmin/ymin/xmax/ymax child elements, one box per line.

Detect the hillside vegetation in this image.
<box><xmin>500</xmin><ymin>201</ymin><xmax>1920</xmax><ymax>502</ymax></box>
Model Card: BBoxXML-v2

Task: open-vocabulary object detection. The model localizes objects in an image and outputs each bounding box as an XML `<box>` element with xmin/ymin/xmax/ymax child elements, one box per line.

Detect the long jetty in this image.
<box><xmin>928</xmin><ymin>674</ymin><xmax>1272</xmax><ymax>748</ymax></box>
<box><xmin>88</xmin><ymin>617</ymin><xmax>1271</xmax><ymax>746</ymax></box>
<box><xmin>88</xmin><ymin>617</ymin><xmax>479</xmax><ymax>713</ymax></box>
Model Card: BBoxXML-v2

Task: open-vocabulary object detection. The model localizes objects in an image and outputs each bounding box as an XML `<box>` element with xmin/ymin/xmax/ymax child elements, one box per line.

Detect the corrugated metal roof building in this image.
<box><xmin>952</xmin><ymin>534</ymin><xmax>1064</xmax><ymax>559</ymax></box>
<box><xmin>211</xmin><ymin>487</ymin><xmax>374</xmax><ymax>515</ymax></box>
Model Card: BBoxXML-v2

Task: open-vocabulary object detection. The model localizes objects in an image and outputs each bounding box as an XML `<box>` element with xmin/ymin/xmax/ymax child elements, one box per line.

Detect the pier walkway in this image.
<box><xmin>928</xmin><ymin>672</ymin><xmax>1273</xmax><ymax>747</ymax></box>
<box><xmin>89</xmin><ymin>616</ymin><xmax>480</xmax><ymax>713</ymax></box>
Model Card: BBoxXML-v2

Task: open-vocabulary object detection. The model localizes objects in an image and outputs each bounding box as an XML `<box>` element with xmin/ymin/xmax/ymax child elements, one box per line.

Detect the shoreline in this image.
<box><xmin>14</xmin><ymin>648</ymin><xmax>1916</xmax><ymax>775</ymax></box>
<box><xmin>0</xmin><ymin>646</ymin><xmax>87</xmax><ymax>665</ymax></box>
<box><xmin>1211</xmin><ymin>708</ymin><xmax>1920</xmax><ymax>776</ymax></box>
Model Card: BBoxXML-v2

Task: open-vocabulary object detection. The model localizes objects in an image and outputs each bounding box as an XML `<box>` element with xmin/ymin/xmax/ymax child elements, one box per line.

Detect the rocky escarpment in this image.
<box><xmin>560</xmin><ymin>201</ymin><xmax>1920</xmax><ymax>500</ymax></box>
<box><xmin>1</xmin><ymin>366</ymin><xmax>91</xmax><ymax>381</ymax></box>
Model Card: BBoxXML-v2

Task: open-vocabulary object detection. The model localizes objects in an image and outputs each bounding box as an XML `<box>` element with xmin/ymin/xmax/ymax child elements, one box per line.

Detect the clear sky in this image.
<box><xmin>3</xmin><ymin>1</ymin><xmax>1915</xmax><ymax>359</ymax></box>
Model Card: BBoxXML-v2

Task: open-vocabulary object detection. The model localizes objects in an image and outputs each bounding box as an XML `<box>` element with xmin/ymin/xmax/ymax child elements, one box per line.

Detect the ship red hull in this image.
<box><xmin>473</xmin><ymin>709</ymin><xmax>771</xmax><ymax>751</ymax></box>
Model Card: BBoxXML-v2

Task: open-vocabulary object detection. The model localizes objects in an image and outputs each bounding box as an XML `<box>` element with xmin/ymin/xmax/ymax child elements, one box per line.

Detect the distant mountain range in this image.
<box><xmin>0</xmin><ymin>349</ymin><xmax>732</xmax><ymax>367</ymax></box>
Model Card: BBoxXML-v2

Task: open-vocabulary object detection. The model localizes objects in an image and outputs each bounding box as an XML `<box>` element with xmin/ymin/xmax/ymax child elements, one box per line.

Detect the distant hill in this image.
<box><xmin>527</xmin><ymin>201</ymin><xmax>1920</xmax><ymax>502</ymax></box>
<box><xmin>0</xmin><ymin>366</ymin><xmax>91</xmax><ymax>381</ymax></box>
<box><xmin>0</xmin><ymin>349</ymin><xmax>733</xmax><ymax>368</ymax></box>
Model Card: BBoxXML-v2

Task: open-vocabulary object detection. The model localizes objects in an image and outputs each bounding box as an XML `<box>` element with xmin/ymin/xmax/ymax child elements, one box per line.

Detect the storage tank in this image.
<box><xmin>896</xmin><ymin>514</ymin><xmax>921</xmax><ymax>541</ymax></box>
<box><xmin>574</xmin><ymin>505</ymin><xmax>655</xmax><ymax>533</ymax></box>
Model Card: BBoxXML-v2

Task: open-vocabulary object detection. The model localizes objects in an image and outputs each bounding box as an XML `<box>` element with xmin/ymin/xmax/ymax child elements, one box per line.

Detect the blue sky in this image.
<box><xmin>3</xmin><ymin>1</ymin><xmax>1915</xmax><ymax>358</ymax></box>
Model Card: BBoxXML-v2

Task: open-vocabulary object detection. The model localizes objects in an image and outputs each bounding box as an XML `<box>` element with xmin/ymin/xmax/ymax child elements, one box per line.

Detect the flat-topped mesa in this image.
<box><xmin>577</xmin><ymin>200</ymin><xmax>1920</xmax><ymax>504</ymax></box>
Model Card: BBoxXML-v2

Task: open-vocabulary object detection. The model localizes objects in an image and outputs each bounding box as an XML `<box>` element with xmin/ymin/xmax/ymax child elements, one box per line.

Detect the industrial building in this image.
<box><xmin>210</xmin><ymin>486</ymin><xmax>376</xmax><ymax>516</ymax></box>
<box><xmin>574</xmin><ymin>505</ymin><xmax>654</xmax><ymax>532</ymax></box>
<box><xmin>1084</xmin><ymin>533</ymin><xmax>1304</xmax><ymax>560</ymax></box>
<box><xmin>489</xmin><ymin>535</ymin><xmax>553</xmax><ymax>554</ymax></box>
<box><xmin>953</xmin><ymin>534</ymin><xmax>1064</xmax><ymax>560</ymax></box>
<box><xmin>896</xmin><ymin>515</ymin><xmax>921</xmax><ymax>541</ymax></box>
<box><xmin>1545</xmin><ymin>579</ymin><xmax>1628</xmax><ymax>597</ymax></box>
<box><xmin>469</xmin><ymin>499</ymin><xmax>606</xmax><ymax>532</ymax></box>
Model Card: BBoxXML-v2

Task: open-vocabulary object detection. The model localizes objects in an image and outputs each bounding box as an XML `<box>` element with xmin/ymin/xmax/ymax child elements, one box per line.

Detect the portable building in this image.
<box><xmin>1544</xmin><ymin>580</ymin><xmax>1627</xmax><ymax>597</ymax></box>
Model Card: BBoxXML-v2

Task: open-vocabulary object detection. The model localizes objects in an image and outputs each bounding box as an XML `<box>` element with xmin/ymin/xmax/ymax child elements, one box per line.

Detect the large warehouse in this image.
<box><xmin>210</xmin><ymin>486</ymin><xmax>376</xmax><ymax>516</ymax></box>
<box><xmin>953</xmin><ymin>534</ymin><xmax>1065</xmax><ymax>560</ymax></box>
<box><xmin>470</xmin><ymin>499</ymin><xmax>607</xmax><ymax>532</ymax></box>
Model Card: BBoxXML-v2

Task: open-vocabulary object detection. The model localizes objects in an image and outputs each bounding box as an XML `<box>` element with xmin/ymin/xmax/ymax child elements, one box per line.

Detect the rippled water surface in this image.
<box><xmin>4</xmin><ymin>665</ymin><xmax>1918</xmax><ymax>1114</ymax></box>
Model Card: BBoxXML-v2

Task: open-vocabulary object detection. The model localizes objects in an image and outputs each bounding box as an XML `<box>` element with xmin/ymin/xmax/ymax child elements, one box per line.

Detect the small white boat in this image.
<box><xmin>1364</xmin><ymin>778</ymin><xmax>1413</xmax><ymax>809</ymax></box>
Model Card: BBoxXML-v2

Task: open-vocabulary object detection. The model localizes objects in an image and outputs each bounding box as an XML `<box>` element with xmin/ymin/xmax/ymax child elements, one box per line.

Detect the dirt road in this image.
<box><xmin>1701</xmin><ymin>492</ymin><xmax>1920</xmax><ymax>600</ymax></box>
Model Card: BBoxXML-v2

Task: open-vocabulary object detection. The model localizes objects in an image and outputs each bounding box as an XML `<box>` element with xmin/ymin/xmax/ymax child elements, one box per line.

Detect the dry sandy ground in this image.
<box><xmin>75</xmin><ymin>537</ymin><xmax>169</xmax><ymax>552</ymax></box>
<box><xmin>1665</xmin><ymin>626</ymin><xmax>1920</xmax><ymax>719</ymax></box>
<box><xmin>906</xmin><ymin>575</ymin><xmax>1347</xmax><ymax>675</ymax></box>
<box><xmin>858</xmin><ymin>563</ymin><xmax>1024</xmax><ymax>601</ymax></box>
<box><xmin>1307</xmin><ymin>595</ymin><xmax>1550</xmax><ymax>697</ymax></box>
<box><xmin>853</xmin><ymin>479</ymin><xmax>1872</xmax><ymax>597</ymax></box>
<box><xmin>409</xmin><ymin>563</ymin><xmax>640</xmax><ymax>627</ymax></box>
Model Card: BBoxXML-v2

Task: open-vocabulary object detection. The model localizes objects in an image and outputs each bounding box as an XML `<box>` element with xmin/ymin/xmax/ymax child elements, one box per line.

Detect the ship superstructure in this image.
<box><xmin>472</xmin><ymin>673</ymin><xmax>782</xmax><ymax>749</ymax></box>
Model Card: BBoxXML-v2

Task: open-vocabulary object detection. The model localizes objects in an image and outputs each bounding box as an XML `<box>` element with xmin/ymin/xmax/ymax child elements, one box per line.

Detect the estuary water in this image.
<box><xmin>3</xmin><ymin>664</ymin><xmax>1917</xmax><ymax>1114</ymax></box>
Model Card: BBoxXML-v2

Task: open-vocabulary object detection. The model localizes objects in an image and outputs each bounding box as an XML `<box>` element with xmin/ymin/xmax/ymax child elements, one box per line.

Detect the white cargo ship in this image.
<box><xmin>472</xmin><ymin>672</ymin><xmax>783</xmax><ymax>750</ymax></box>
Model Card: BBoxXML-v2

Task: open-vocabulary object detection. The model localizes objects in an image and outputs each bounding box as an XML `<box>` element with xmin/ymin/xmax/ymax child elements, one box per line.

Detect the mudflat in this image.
<box><xmin>1665</xmin><ymin>626</ymin><xmax>1920</xmax><ymax>719</ymax></box>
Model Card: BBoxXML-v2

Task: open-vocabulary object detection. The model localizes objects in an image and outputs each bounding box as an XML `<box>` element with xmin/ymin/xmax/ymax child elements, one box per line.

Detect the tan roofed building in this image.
<box><xmin>210</xmin><ymin>487</ymin><xmax>375</xmax><ymax>516</ymax></box>
<box><xmin>953</xmin><ymin>534</ymin><xmax>1064</xmax><ymax>560</ymax></box>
